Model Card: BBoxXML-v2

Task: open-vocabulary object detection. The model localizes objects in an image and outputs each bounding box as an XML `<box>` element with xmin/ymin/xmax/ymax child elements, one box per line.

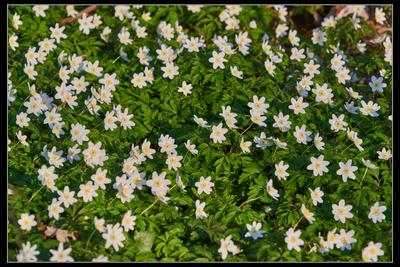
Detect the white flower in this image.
<box><xmin>117</xmin><ymin>107</ymin><xmax>135</xmax><ymax>130</ymax></box>
<box><xmin>312</xmin><ymin>28</ymin><xmax>327</xmax><ymax>45</ymax></box>
<box><xmin>187</xmin><ymin>5</ymin><xmax>203</xmax><ymax>13</ymax></box>
<box><xmin>312</xmin><ymin>83</ymin><xmax>334</xmax><ymax>104</ymax></box>
<box><xmin>293</xmin><ymin>125</ymin><xmax>312</xmax><ymax>144</ymax></box>
<box><xmin>33</xmin><ymin>5</ymin><xmax>49</xmax><ymax>17</ymax></box>
<box><xmin>309</xmin><ymin>187</ymin><xmax>324</xmax><ymax>206</ymax></box>
<box><xmin>285</xmin><ymin>228</ymin><xmax>304</xmax><ymax>252</ymax></box>
<box><xmin>266</xmin><ymin>179</ymin><xmax>279</xmax><ymax>200</ymax></box>
<box><xmin>210</xmin><ymin>123</ymin><xmax>228</xmax><ymax>143</ymax></box>
<box><xmin>70</xmin><ymin>123</ymin><xmax>90</xmax><ymax>145</ymax></box>
<box><xmin>118</xmin><ymin>27</ymin><xmax>132</xmax><ymax>45</ymax></box>
<box><xmin>16</xmin><ymin>112</ymin><xmax>31</xmax><ymax>128</ymax></box>
<box><xmin>288</xmin><ymin>97</ymin><xmax>309</xmax><ymax>115</ymax></box>
<box><xmin>335</xmin><ymin>229</ymin><xmax>356</xmax><ymax>250</ymax></box>
<box><xmin>375</xmin><ymin>8</ymin><xmax>386</xmax><ymax>25</ymax></box>
<box><xmin>92</xmin><ymin>255</ymin><xmax>109</xmax><ymax>262</ymax></box>
<box><xmin>325</xmin><ymin>228</ymin><xmax>337</xmax><ymax>250</ymax></box>
<box><xmin>24</xmin><ymin>64</ymin><xmax>38</xmax><ymax>80</ymax></box>
<box><xmin>304</xmin><ymin>60</ymin><xmax>320</xmax><ymax>77</ymax></box>
<box><xmin>314</xmin><ymin>133</ymin><xmax>325</xmax><ymax>151</ymax></box>
<box><xmin>244</xmin><ymin>221</ymin><xmax>265</xmax><ymax>240</ymax></box>
<box><xmin>240</xmin><ymin>138</ymin><xmax>252</xmax><ymax>153</ymax></box>
<box><xmin>301</xmin><ymin>204</ymin><xmax>315</xmax><ymax>223</ymax></box>
<box><xmin>17</xmin><ymin>131</ymin><xmax>29</xmax><ymax>146</ymax></box>
<box><xmin>209</xmin><ymin>51</ymin><xmax>227</xmax><ymax>69</ymax></box>
<box><xmin>166</xmin><ymin>153</ymin><xmax>183</xmax><ymax>171</ymax></box>
<box><xmin>78</xmin><ymin>14</ymin><xmax>95</xmax><ymax>35</ymax></box>
<box><xmin>67</xmin><ymin>144</ymin><xmax>81</xmax><ymax>163</ymax></box>
<box><xmin>100</xmin><ymin>73</ymin><xmax>120</xmax><ymax>91</ymax></box>
<box><xmin>307</xmin><ymin>155</ymin><xmax>330</xmax><ymax>176</ymax></box>
<box><xmin>346</xmin><ymin>87</ymin><xmax>362</xmax><ymax>100</ymax></box>
<box><xmin>131</xmin><ymin>72</ymin><xmax>147</xmax><ymax>89</ymax></box>
<box><xmin>273</xmin><ymin>112</ymin><xmax>291</xmax><ymax>132</ymax></box>
<box><xmin>9</xmin><ymin>34</ymin><xmax>19</xmax><ymax>51</ymax></box>
<box><xmin>274</xmin><ymin>161</ymin><xmax>289</xmax><ymax>180</ymax></box>
<box><xmin>218</xmin><ymin>235</ymin><xmax>241</xmax><ymax>260</ymax></box>
<box><xmin>336</xmin><ymin>68</ymin><xmax>351</xmax><ymax>84</ymax></box>
<box><xmin>332</xmin><ymin>199</ymin><xmax>353</xmax><ymax>223</ymax></box>
<box><xmin>368</xmin><ymin>202</ymin><xmax>386</xmax><ymax>223</ymax></box>
<box><xmin>158</xmin><ymin>134</ymin><xmax>177</xmax><ymax>154</ymax></box>
<box><xmin>141</xmin><ymin>139</ymin><xmax>156</xmax><ymax>159</ymax></box>
<box><xmin>57</xmin><ymin>186</ymin><xmax>77</xmax><ymax>208</ymax></box>
<box><xmin>121</xmin><ymin>210</ymin><xmax>137</xmax><ymax>232</ymax></box>
<box><xmin>362</xmin><ymin>242</ymin><xmax>384</xmax><ymax>262</ymax></box>
<box><xmin>264</xmin><ymin>59</ymin><xmax>276</xmax><ymax>76</ymax></box>
<box><xmin>48</xmin><ymin>198</ymin><xmax>64</xmax><ymax>220</ymax></box>
<box><xmin>82</xmin><ymin>141</ymin><xmax>108</xmax><ymax>168</ymax></box>
<box><xmin>195</xmin><ymin>176</ymin><xmax>214</xmax><ymax>195</ymax></box>
<box><xmin>12</xmin><ymin>13</ymin><xmax>23</xmax><ymax>30</ymax></box>
<box><xmin>177</xmin><ymin>81</ymin><xmax>192</xmax><ymax>96</ymax></box>
<box><xmin>253</xmin><ymin>132</ymin><xmax>272</xmax><ymax>149</ymax></box>
<box><xmin>49</xmin><ymin>243</ymin><xmax>74</xmax><ymax>262</ymax></box>
<box><xmin>336</xmin><ymin>159</ymin><xmax>358</xmax><ymax>182</ymax></box>
<box><xmin>184</xmin><ymin>140</ymin><xmax>198</xmax><ymax>155</ymax></box>
<box><xmin>330</xmin><ymin>53</ymin><xmax>345</xmax><ymax>71</ymax></box>
<box><xmin>290</xmin><ymin>47</ymin><xmax>305</xmax><ymax>61</ymax></box>
<box><xmin>250</xmin><ymin>109</ymin><xmax>267</xmax><ymax>127</ymax></box>
<box><xmin>18</xmin><ymin>213</ymin><xmax>37</xmax><ymax>231</ymax></box>
<box><xmin>94</xmin><ymin>217</ymin><xmax>105</xmax><ymax>232</ymax></box>
<box><xmin>102</xmin><ymin>223</ymin><xmax>125</xmax><ymax>251</ymax></box>
<box><xmin>369</xmin><ymin>76</ymin><xmax>386</xmax><ymax>93</ymax></box>
<box><xmin>275</xmin><ymin>23</ymin><xmax>288</xmax><ymax>38</ymax></box>
<box><xmin>359</xmin><ymin>100</ymin><xmax>380</xmax><ymax>117</ymax></box>
<box><xmin>230</xmin><ymin>66</ymin><xmax>243</xmax><ymax>79</ymax></box>
<box><xmin>377</xmin><ymin>148</ymin><xmax>392</xmax><ymax>160</ymax></box>
<box><xmin>361</xmin><ymin>158</ymin><xmax>378</xmax><ymax>169</ymax></box>
<box><xmin>248</xmin><ymin>95</ymin><xmax>269</xmax><ymax>114</ymax></box>
<box><xmin>146</xmin><ymin>171</ymin><xmax>171</xmax><ymax>196</ymax></box>
<box><xmin>193</xmin><ymin>115</ymin><xmax>209</xmax><ymax>128</ymax></box>
<box><xmin>78</xmin><ymin>181</ymin><xmax>98</xmax><ymax>202</ymax></box>
<box><xmin>16</xmin><ymin>241</ymin><xmax>40</xmax><ymax>262</ymax></box>
<box><xmin>195</xmin><ymin>200</ymin><xmax>207</xmax><ymax>219</ymax></box>
<box><xmin>91</xmin><ymin>168</ymin><xmax>111</xmax><ymax>190</ymax></box>
<box><xmin>161</xmin><ymin>62</ymin><xmax>179</xmax><ymax>79</ymax></box>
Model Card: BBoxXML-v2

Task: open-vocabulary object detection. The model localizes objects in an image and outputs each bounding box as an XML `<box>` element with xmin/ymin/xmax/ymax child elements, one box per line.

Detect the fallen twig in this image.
<box><xmin>59</xmin><ymin>5</ymin><xmax>97</xmax><ymax>25</ymax></box>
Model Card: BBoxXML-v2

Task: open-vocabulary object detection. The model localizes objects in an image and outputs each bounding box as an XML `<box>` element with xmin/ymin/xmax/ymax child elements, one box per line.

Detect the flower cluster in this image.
<box><xmin>8</xmin><ymin>4</ymin><xmax>391</xmax><ymax>262</ymax></box>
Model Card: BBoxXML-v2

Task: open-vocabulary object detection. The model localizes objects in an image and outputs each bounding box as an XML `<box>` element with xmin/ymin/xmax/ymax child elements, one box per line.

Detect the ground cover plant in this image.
<box><xmin>7</xmin><ymin>4</ymin><xmax>392</xmax><ymax>262</ymax></box>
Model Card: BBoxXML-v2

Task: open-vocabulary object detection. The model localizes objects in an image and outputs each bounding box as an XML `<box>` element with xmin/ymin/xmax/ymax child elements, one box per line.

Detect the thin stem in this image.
<box><xmin>341</xmin><ymin>143</ymin><xmax>353</xmax><ymax>154</ymax></box>
<box><xmin>359</xmin><ymin>167</ymin><xmax>369</xmax><ymax>186</ymax></box>
<box><xmin>271</xmin><ymin>146</ymin><xmax>278</xmax><ymax>160</ymax></box>
<box><xmin>85</xmin><ymin>229</ymin><xmax>97</xmax><ymax>250</ymax></box>
<box><xmin>293</xmin><ymin>215</ymin><xmax>303</xmax><ymax>229</ymax></box>
<box><xmin>112</xmin><ymin>56</ymin><xmax>121</xmax><ymax>64</ymax></box>
<box><xmin>240</xmin><ymin>123</ymin><xmax>254</xmax><ymax>136</ymax></box>
<box><xmin>238</xmin><ymin>196</ymin><xmax>261</xmax><ymax>208</ymax></box>
<box><xmin>28</xmin><ymin>186</ymin><xmax>45</xmax><ymax>202</ymax></box>
<box><xmin>140</xmin><ymin>199</ymin><xmax>158</xmax><ymax>216</ymax></box>
<box><xmin>139</xmin><ymin>185</ymin><xmax>177</xmax><ymax>216</ymax></box>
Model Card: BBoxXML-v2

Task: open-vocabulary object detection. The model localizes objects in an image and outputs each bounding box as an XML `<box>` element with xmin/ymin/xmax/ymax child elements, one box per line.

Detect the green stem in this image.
<box><xmin>139</xmin><ymin>185</ymin><xmax>177</xmax><ymax>216</ymax></box>
<box><xmin>112</xmin><ymin>56</ymin><xmax>120</xmax><ymax>64</ymax></box>
<box><xmin>341</xmin><ymin>143</ymin><xmax>353</xmax><ymax>154</ymax></box>
<box><xmin>238</xmin><ymin>196</ymin><xmax>261</xmax><ymax>208</ymax></box>
<box><xmin>28</xmin><ymin>186</ymin><xmax>45</xmax><ymax>202</ymax></box>
<box><xmin>359</xmin><ymin>167</ymin><xmax>369</xmax><ymax>186</ymax></box>
<box><xmin>271</xmin><ymin>146</ymin><xmax>278</xmax><ymax>160</ymax></box>
<box><xmin>140</xmin><ymin>199</ymin><xmax>158</xmax><ymax>216</ymax></box>
<box><xmin>85</xmin><ymin>229</ymin><xmax>97</xmax><ymax>250</ymax></box>
<box><xmin>293</xmin><ymin>215</ymin><xmax>303</xmax><ymax>229</ymax></box>
<box><xmin>240</xmin><ymin>123</ymin><xmax>254</xmax><ymax>136</ymax></box>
